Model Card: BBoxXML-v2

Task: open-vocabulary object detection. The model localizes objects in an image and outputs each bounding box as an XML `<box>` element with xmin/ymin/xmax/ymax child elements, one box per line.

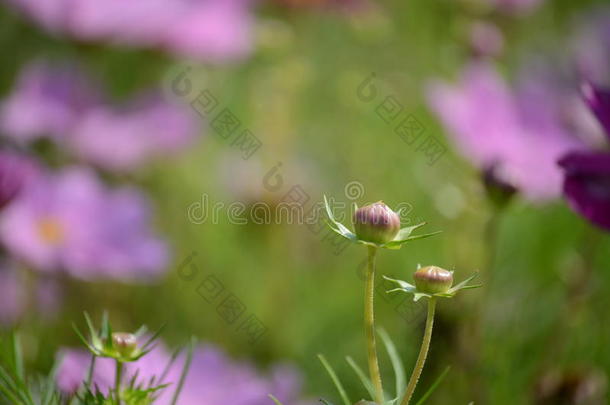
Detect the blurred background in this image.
<box><xmin>0</xmin><ymin>0</ymin><xmax>609</xmax><ymax>404</ymax></box>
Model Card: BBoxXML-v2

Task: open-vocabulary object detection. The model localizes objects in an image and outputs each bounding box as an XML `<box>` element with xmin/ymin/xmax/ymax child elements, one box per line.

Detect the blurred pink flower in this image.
<box><xmin>0</xmin><ymin>62</ymin><xmax>100</xmax><ymax>143</ymax></box>
<box><xmin>70</xmin><ymin>95</ymin><xmax>198</xmax><ymax>172</ymax></box>
<box><xmin>0</xmin><ymin>61</ymin><xmax>200</xmax><ymax>172</ymax></box>
<box><xmin>7</xmin><ymin>0</ymin><xmax>256</xmax><ymax>63</ymax></box>
<box><xmin>0</xmin><ymin>167</ymin><xmax>168</xmax><ymax>280</ymax></box>
<box><xmin>57</xmin><ymin>342</ymin><xmax>310</xmax><ymax>405</ymax></box>
<box><xmin>427</xmin><ymin>62</ymin><xmax>584</xmax><ymax>202</ymax></box>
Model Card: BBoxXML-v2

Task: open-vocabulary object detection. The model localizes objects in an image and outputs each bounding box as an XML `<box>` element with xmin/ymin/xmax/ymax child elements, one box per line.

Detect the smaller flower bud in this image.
<box><xmin>111</xmin><ymin>332</ymin><xmax>138</xmax><ymax>357</ymax></box>
<box><xmin>353</xmin><ymin>201</ymin><xmax>400</xmax><ymax>244</ymax></box>
<box><xmin>413</xmin><ymin>266</ymin><xmax>453</xmax><ymax>294</ymax></box>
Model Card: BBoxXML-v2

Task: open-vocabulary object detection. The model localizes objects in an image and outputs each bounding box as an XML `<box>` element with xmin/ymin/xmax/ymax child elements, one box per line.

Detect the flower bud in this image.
<box><xmin>353</xmin><ymin>201</ymin><xmax>400</xmax><ymax>244</ymax></box>
<box><xmin>111</xmin><ymin>332</ymin><xmax>138</xmax><ymax>357</ymax></box>
<box><xmin>413</xmin><ymin>266</ymin><xmax>453</xmax><ymax>294</ymax></box>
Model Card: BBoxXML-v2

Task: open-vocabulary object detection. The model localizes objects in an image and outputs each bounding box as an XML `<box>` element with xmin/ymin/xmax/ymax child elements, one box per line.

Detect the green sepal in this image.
<box><xmin>384</xmin><ymin>273</ymin><xmax>481</xmax><ymax>301</ymax></box>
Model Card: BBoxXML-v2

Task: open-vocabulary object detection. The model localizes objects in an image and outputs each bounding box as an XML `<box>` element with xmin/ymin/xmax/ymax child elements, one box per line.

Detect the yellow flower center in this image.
<box><xmin>37</xmin><ymin>218</ymin><xmax>64</xmax><ymax>245</ymax></box>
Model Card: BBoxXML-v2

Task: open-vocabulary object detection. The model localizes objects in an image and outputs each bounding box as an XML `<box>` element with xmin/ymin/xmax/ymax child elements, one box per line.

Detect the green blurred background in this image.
<box><xmin>1</xmin><ymin>0</ymin><xmax>609</xmax><ymax>403</ymax></box>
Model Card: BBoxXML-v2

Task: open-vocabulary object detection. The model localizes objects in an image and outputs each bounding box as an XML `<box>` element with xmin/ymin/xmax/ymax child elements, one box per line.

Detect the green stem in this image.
<box><xmin>114</xmin><ymin>360</ymin><xmax>123</xmax><ymax>405</ymax></box>
<box><xmin>365</xmin><ymin>246</ymin><xmax>384</xmax><ymax>404</ymax></box>
<box><xmin>85</xmin><ymin>355</ymin><xmax>96</xmax><ymax>390</ymax></box>
<box><xmin>401</xmin><ymin>297</ymin><xmax>436</xmax><ymax>405</ymax></box>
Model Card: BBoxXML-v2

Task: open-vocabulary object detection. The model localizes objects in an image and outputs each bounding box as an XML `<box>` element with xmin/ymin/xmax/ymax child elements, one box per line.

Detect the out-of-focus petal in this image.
<box><xmin>559</xmin><ymin>151</ymin><xmax>610</xmax><ymax>230</ymax></box>
<box><xmin>582</xmin><ymin>82</ymin><xmax>610</xmax><ymax>139</ymax></box>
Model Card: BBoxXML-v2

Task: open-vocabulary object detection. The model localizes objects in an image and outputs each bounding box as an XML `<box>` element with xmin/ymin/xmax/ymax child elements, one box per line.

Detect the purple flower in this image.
<box><xmin>56</xmin><ymin>342</ymin><xmax>310</xmax><ymax>405</ymax></box>
<box><xmin>0</xmin><ymin>62</ymin><xmax>200</xmax><ymax>172</ymax></box>
<box><xmin>69</xmin><ymin>94</ymin><xmax>198</xmax><ymax>172</ymax></box>
<box><xmin>427</xmin><ymin>62</ymin><xmax>584</xmax><ymax>202</ymax></box>
<box><xmin>163</xmin><ymin>0</ymin><xmax>254</xmax><ymax>63</ymax></box>
<box><xmin>0</xmin><ymin>62</ymin><xmax>100</xmax><ymax>143</ymax></box>
<box><xmin>558</xmin><ymin>83</ymin><xmax>610</xmax><ymax>231</ymax></box>
<box><xmin>0</xmin><ymin>151</ymin><xmax>39</xmax><ymax>210</ymax></box>
<box><xmin>582</xmin><ymin>82</ymin><xmax>610</xmax><ymax>136</ymax></box>
<box><xmin>7</xmin><ymin>0</ymin><xmax>255</xmax><ymax>63</ymax></box>
<box><xmin>0</xmin><ymin>167</ymin><xmax>168</xmax><ymax>279</ymax></box>
<box><xmin>559</xmin><ymin>152</ymin><xmax>610</xmax><ymax>231</ymax></box>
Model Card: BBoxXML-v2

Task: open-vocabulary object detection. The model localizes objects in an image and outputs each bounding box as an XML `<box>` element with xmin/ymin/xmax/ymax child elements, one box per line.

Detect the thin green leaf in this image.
<box><xmin>72</xmin><ymin>324</ymin><xmax>96</xmax><ymax>354</ymax></box>
<box><xmin>383</xmin><ymin>276</ymin><xmax>416</xmax><ymax>293</ymax></box>
<box><xmin>383</xmin><ymin>231</ymin><xmax>442</xmax><ymax>249</ymax></box>
<box><xmin>170</xmin><ymin>336</ymin><xmax>195</xmax><ymax>405</ymax></box>
<box><xmin>377</xmin><ymin>328</ymin><xmax>405</xmax><ymax>398</ymax></box>
<box><xmin>268</xmin><ymin>394</ymin><xmax>284</xmax><ymax>405</ymax></box>
<box><xmin>392</xmin><ymin>223</ymin><xmax>426</xmax><ymax>241</ymax></box>
<box><xmin>83</xmin><ymin>312</ymin><xmax>102</xmax><ymax>350</ymax></box>
<box><xmin>345</xmin><ymin>357</ymin><xmax>375</xmax><ymax>400</ymax></box>
<box><xmin>317</xmin><ymin>354</ymin><xmax>350</xmax><ymax>405</ymax></box>
<box><xmin>142</xmin><ymin>324</ymin><xmax>166</xmax><ymax>352</ymax></box>
<box><xmin>413</xmin><ymin>366</ymin><xmax>451</xmax><ymax>405</ymax></box>
<box><xmin>11</xmin><ymin>334</ymin><xmax>24</xmax><ymax>381</ymax></box>
<box><xmin>447</xmin><ymin>273</ymin><xmax>480</xmax><ymax>294</ymax></box>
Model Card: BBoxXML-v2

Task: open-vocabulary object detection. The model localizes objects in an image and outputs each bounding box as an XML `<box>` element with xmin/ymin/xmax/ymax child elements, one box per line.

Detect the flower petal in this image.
<box><xmin>559</xmin><ymin>151</ymin><xmax>610</xmax><ymax>231</ymax></box>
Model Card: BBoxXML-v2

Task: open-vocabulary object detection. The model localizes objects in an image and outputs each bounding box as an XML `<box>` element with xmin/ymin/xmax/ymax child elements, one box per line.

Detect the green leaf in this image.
<box><xmin>345</xmin><ymin>357</ymin><xmax>375</xmax><ymax>400</ymax></box>
<box><xmin>317</xmin><ymin>354</ymin><xmax>350</xmax><ymax>405</ymax></box>
<box><xmin>169</xmin><ymin>336</ymin><xmax>195</xmax><ymax>405</ymax></box>
<box><xmin>382</xmin><ymin>231</ymin><xmax>442</xmax><ymax>249</ymax></box>
<box><xmin>392</xmin><ymin>223</ymin><xmax>427</xmax><ymax>241</ymax></box>
<box><xmin>268</xmin><ymin>394</ymin><xmax>284</xmax><ymax>405</ymax></box>
<box><xmin>383</xmin><ymin>276</ymin><xmax>416</xmax><ymax>293</ymax></box>
<box><xmin>324</xmin><ymin>196</ymin><xmax>357</xmax><ymax>241</ymax></box>
<box><xmin>377</xmin><ymin>329</ymin><xmax>405</xmax><ymax>398</ymax></box>
<box><xmin>413</xmin><ymin>366</ymin><xmax>450</xmax><ymax>405</ymax></box>
<box><xmin>446</xmin><ymin>273</ymin><xmax>481</xmax><ymax>294</ymax></box>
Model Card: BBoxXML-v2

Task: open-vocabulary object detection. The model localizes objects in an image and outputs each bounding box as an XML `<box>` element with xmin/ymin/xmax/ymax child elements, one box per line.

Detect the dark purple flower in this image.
<box><xmin>559</xmin><ymin>152</ymin><xmax>610</xmax><ymax>230</ymax></box>
<box><xmin>582</xmin><ymin>82</ymin><xmax>610</xmax><ymax>137</ymax></box>
<box><xmin>0</xmin><ymin>167</ymin><xmax>168</xmax><ymax>279</ymax></box>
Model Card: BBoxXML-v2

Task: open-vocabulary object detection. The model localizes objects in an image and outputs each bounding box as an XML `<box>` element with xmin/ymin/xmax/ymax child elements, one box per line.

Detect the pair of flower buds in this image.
<box><xmin>353</xmin><ymin>202</ymin><xmax>453</xmax><ymax>294</ymax></box>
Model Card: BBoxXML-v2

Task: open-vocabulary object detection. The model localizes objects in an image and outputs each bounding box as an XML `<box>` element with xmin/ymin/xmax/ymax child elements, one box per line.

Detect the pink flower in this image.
<box><xmin>427</xmin><ymin>62</ymin><xmax>584</xmax><ymax>202</ymax></box>
<box><xmin>0</xmin><ymin>61</ymin><xmax>200</xmax><ymax>172</ymax></box>
<box><xmin>0</xmin><ymin>167</ymin><xmax>168</xmax><ymax>280</ymax></box>
<box><xmin>56</xmin><ymin>342</ymin><xmax>311</xmax><ymax>405</ymax></box>
<box><xmin>7</xmin><ymin>0</ymin><xmax>256</xmax><ymax>63</ymax></box>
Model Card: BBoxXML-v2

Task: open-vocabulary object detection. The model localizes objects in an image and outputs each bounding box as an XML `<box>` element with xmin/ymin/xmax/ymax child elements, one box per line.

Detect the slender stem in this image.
<box><xmin>114</xmin><ymin>360</ymin><xmax>123</xmax><ymax>405</ymax></box>
<box><xmin>401</xmin><ymin>297</ymin><xmax>437</xmax><ymax>405</ymax></box>
<box><xmin>365</xmin><ymin>246</ymin><xmax>384</xmax><ymax>404</ymax></box>
<box><xmin>85</xmin><ymin>355</ymin><xmax>96</xmax><ymax>390</ymax></box>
